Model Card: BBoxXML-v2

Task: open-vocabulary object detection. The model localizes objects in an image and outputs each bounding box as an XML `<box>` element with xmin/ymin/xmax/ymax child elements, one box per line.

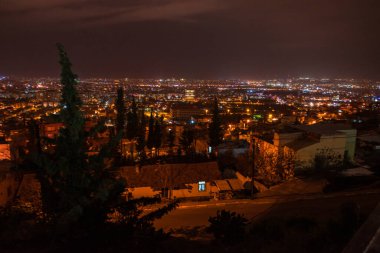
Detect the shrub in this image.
<box><xmin>207</xmin><ymin>210</ymin><xmax>248</xmax><ymax>245</ymax></box>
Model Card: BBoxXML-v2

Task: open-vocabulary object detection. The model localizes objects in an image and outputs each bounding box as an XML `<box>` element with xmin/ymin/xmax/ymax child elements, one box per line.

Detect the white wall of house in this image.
<box><xmin>337</xmin><ymin>129</ymin><xmax>357</xmax><ymax>162</ymax></box>
<box><xmin>172</xmin><ymin>182</ymin><xmax>212</xmax><ymax>198</ymax></box>
<box><xmin>295</xmin><ymin>133</ymin><xmax>347</xmax><ymax>169</ymax></box>
<box><xmin>126</xmin><ymin>181</ymin><xmax>226</xmax><ymax>200</ymax></box>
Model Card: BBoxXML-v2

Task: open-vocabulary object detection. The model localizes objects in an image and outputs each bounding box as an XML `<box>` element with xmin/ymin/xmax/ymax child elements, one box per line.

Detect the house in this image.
<box><xmin>118</xmin><ymin>162</ymin><xmax>221</xmax><ymax>200</ymax></box>
<box><xmin>274</xmin><ymin>123</ymin><xmax>357</xmax><ymax>170</ymax></box>
<box><xmin>292</xmin><ymin>123</ymin><xmax>356</xmax><ymax>161</ymax></box>
<box><xmin>118</xmin><ymin>161</ymin><xmax>246</xmax><ymax>200</ymax></box>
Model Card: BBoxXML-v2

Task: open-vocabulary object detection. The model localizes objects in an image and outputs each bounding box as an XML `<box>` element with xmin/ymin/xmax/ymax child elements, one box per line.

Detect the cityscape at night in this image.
<box><xmin>1</xmin><ymin>1</ymin><xmax>380</xmax><ymax>252</ymax></box>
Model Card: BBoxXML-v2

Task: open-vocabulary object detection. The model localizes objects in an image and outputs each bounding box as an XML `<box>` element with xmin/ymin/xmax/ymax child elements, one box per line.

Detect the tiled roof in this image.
<box><xmin>118</xmin><ymin>161</ymin><xmax>221</xmax><ymax>189</ymax></box>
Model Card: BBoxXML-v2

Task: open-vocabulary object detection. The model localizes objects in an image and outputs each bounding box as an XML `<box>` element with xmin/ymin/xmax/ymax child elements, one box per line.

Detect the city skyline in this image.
<box><xmin>1</xmin><ymin>12</ymin><xmax>380</xmax><ymax>251</ymax></box>
<box><xmin>1</xmin><ymin>0</ymin><xmax>380</xmax><ymax>79</ymax></box>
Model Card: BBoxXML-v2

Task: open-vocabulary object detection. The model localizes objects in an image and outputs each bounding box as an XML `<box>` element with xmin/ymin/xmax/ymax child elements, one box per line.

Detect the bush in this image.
<box><xmin>250</xmin><ymin>217</ymin><xmax>285</xmax><ymax>242</ymax></box>
<box><xmin>207</xmin><ymin>210</ymin><xmax>248</xmax><ymax>245</ymax></box>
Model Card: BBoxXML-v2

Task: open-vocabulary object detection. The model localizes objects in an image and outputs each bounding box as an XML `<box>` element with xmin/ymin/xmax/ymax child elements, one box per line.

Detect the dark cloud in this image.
<box><xmin>1</xmin><ymin>0</ymin><xmax>227</xmax><ymax>25</ymax></box>
<box><xmin>0</xmin><ymin>0</ymin><xmax>379</xmax><ymax>79</ymax></box>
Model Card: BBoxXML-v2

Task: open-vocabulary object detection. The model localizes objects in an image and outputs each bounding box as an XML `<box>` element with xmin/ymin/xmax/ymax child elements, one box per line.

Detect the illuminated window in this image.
<box><xmin>198</xmin><ymin>181</ymin><xmax>206</xmax><ymax>192</ymax></box>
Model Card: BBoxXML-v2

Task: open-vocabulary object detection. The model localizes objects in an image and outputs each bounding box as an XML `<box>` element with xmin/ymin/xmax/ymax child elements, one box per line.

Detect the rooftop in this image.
<box><xmin>292</xmin><ymin>123</ymin><xmax>354</xmax><ymax>136</ymax></box>
<box><xmin>285</xmin><ymin>138</ymin><xmax>319</xmax><ymax>151</ymax></box>
<box><xmin>118</xmin><ymin>161</ymin><xmax>220</xmax><ymax>189</ymax></box>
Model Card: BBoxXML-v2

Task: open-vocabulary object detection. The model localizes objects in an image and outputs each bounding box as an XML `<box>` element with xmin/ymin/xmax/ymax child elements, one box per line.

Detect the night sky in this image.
<box><xmin>1</xmin><ymin>0</ymin><xmax>379</xmax><ymax>79</ymax></box>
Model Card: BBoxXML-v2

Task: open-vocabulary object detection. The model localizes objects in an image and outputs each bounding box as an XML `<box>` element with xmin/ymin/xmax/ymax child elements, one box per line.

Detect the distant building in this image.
<box><xmin>170</xmin><ymin>103</ymin><xmax>202</xmax><ymax>121</ymax></box>
<box><xmin>274</xmin><ymin>123</ymin><xmax>357</xmax><ymax>170</ymax></box>
<box><xmin>184</xmin><ymin>89</ymin><xmax>195</xmax><ymax>101</ymax></box>
<box><xmin>40</xmin><ymin>122</ymin><xmax>64</xmax><ymax>139</ymax></box>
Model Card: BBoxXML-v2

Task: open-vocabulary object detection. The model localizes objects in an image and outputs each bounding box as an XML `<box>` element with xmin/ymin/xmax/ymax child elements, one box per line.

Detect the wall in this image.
<box><xmin>295</xmin><ymin>133</ymin><xmax>347</xmax><ymax>170</ymax></box>
<box><xmin>172</xmin><ymin>182</ymin><xmax>213</xmax><ymax>199</ymax></box>
<box><xmin>337</xmin><ymin>129</ymin><xmax>357</xmax><ymax>161</ymax></box>
<box><xmin>273</xmin><ymin>132</ymin><xmax>304</xmax><ymax>147</ymax></box>
<box><xmin>0</xmin><ymin>171</ymin><xmax>20</xmax><ymax>207</ymax></box>
<box><xmin>127</xmin><ymin>182</ymin><xmax>215</xmax><ymax>199</ymax></box>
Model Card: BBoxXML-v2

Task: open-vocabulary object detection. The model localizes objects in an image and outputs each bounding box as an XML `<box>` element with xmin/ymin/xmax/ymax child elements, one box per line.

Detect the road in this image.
<box><xmin>154</xmin><ymin>189</ymin><xmax>380</xmax><ymax>231</ymax></box>
<box><xmin>154</xmin><ymin>198</ymin><xmax>276</xmax><ymax>230</ymax></box>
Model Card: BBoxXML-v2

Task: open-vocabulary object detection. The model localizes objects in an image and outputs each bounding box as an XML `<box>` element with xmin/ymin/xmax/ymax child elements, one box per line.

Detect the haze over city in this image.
<box><xmin>1</xmin><ymin>0</ymin><xmax>380</xmax><ymax>79</ymax></box>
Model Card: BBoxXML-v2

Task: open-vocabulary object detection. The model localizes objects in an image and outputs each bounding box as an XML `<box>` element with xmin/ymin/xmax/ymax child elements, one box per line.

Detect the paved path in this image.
<box><xmin>155</xmin><ymin>198</ymin><xmax>276</xmax><ymax>230</ymax></box>
<box><xmin>154</xmin><ymin>189</ymin><xmax>380</xmax><ymax>231</ymax></box>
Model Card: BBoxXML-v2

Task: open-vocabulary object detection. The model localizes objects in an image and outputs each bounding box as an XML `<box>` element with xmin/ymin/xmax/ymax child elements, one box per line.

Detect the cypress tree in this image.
<box><xmin>136</xmin><ymin>112</ymin><xmax>146</xmax><ymax>159</ymax></box>
<box><xmin>167</xmin><ymin>127</ymin><xmax>175</xmax><ymax>156</ymax></box>
<box><xmin>30</xmin><ymin>44</ymin><xmax>178</xmax><ymax>245</ymax></box>
<box><xmin>115</xmin><ymin>87</ymin><xmax>125</xmax><ymax>160</ymax></box>
<box><xmin>180</xmin><ymin>126</ymin><xmax>194</xmax><ymax>155</ymax></box>
<box><xmin>131</xmin><ymin>97</ymin><xmax>138</xmax><ymax>131</ymax></box>
<box><xmin>153</xmin><ymin>116</ymin><xmax>163</xmax><ymax>157</ymax></box>
<box><xmin>115</xmin><ymin>87</ymin><xmax>125</xmax><ymax>135</ymax></box>
<box><xmin>39</xmin><ymin>44</ymin><xmax>125</xmax><ymax>229</ymax></box>
<box><xmin>147</xmin><ymin>110</ymin><xmax>155</xmax><ymax>152</ymax></box>
<box><xmin>27</xmin><ymin>119</ymin><xmax>41</xmax><ymax>155</ymax></box>
<box><xmin>126</xmin><ymin>96</ymin><xmax>138</xmax><ymax>139</ymax></box>
<box><xmin>54</xmin><ymin>44</ymin><xmax>87</xmax><ymax>212</ymax></box>
<box><xmin>126</xmin><ymin>96</ymin><xmax>138</xmax><ymax>158</ymax></box>
<box><xmin>208</xmin><ymin>97</ymin><xmax>223</xmax><ymax>156</ymax></box>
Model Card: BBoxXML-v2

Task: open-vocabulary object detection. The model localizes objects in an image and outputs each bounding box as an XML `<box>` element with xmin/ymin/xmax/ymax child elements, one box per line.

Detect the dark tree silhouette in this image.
<box><xmin>35</xmin><ymin>44</ymin><xmax>126</xmax><ymax>230</ymax></box>
<box><xmin>136</xmin><ymin>112</ymin><xmax>146</xmax><ymax>160</ymax></box>
<box><xmin>167</xmin><ymin>127</ymin><xmax>175</xmax><ymax>155</ymax></box>
<box><xmin>180</xmin><ymin>126</ymin><xmax>194</xmax><ymax>155</ymax></box>
<box><xmin>153</xmin><ymin>115</ymin><xmax>163</xmax><ymax>156</ymax></box>
<box><xmin>115</xmin><ymin>87</ymin><xmax>125</xmax><ymax>159</ymax></box>
<box><xmin>208</xmin><ymin>97</ymin><xmax>223</xmax><ymax>156</ymax></box>
<box><xmin>27</xmin><ymin>119</ymin><xmax>41</xmax><ymax>155</ymax></box>
<box><xmin>207</xmin><ymin>210</ymin><xmax>248</xmax><ymax>245</ymax></box>
<box><xmin>0</xmin><ymin>45</ymin><xmax>179</xmax><ymax>252</ymax></box>
<box><xmin>147</xmin><ymin>111</ymin><xmax>155</xmax><ymax>154</ymax></box>
<box><xmin>126</xmin><ymin>96</ymin><xmax>138</xmax><ymax>159</ymax></box>
<box><xmin>115</xmin><ymin>87</ymin><xmax>125</xmax><ymax>135</ymax></box>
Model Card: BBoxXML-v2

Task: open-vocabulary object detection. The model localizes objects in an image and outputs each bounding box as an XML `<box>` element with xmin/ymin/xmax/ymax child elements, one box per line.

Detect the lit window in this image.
<box><xmin>198</xmin><ymin>181</ymin><xmax>206</xmax><ymax>192</ymax></box>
